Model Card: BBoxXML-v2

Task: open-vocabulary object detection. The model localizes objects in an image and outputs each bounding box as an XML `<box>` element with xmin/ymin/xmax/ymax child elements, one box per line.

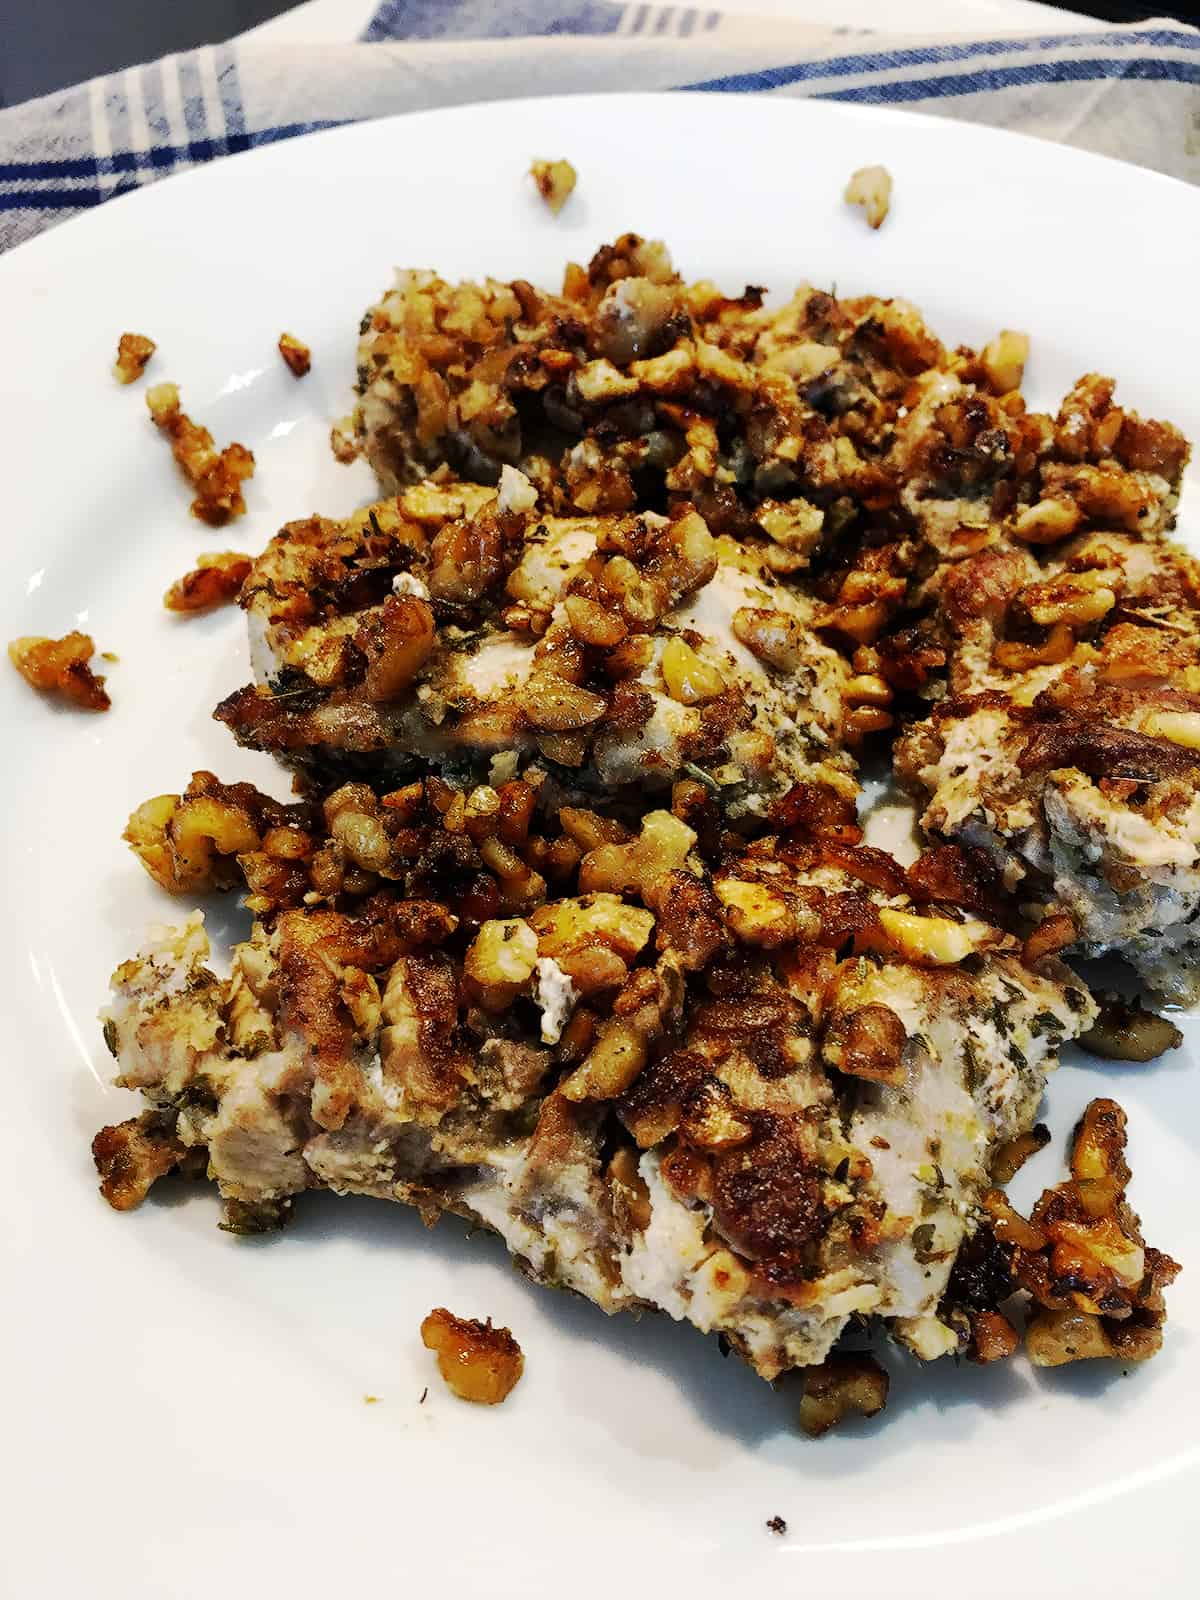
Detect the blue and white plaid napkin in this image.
<box><xmin>1</xmin><ymin>3</ymin><xmax>1196</xmax><ymax>255</ymax></box>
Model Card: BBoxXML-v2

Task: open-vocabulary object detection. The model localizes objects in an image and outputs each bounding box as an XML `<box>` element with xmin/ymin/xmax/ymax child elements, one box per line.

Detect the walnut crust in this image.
<box><xmin>214</xmin><ymin>483</ymin><xmax>854</xmax><ymax>818</ymax></box>
<box><xmin>98</xmin><ymin>765</ymin><xmax>1098</xmax><ymax>1390</ymax></box>
<box><xmin>947</xmin><ymin>1099</ymin><xmax>1182</xmax><ymax>1370</ymax></box>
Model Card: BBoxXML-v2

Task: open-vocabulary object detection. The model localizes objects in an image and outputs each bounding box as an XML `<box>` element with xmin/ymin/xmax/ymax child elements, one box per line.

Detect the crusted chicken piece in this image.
<box><xmin>896</xmin><ymin>529</ymin><xmax>1200</xmax><ymax>1000</ymax></box>
<box><xmin>163</xmin><ymin>551</ymin><xmax>253</xmax><ymax>612</ymax></box>
<box><xmin>146</xmin><ymin>382</ymin><xmax>255</xmax><ymax>525</ymax></box>
<box><xmin>9</xmin><ymin>630</ymin><xmax>111</xmax><ymax>711</ymax></box>
<box><xmin>113</xmin><ymin>331</ymin><xmax>156</xmax><ymax>384</ymax></box>
<box><xmin>214</xmin><ymin>491</ymin><xmax>854</xmax><ymax>820</ymax></box>
<box><xmin>93</xmin><ymin>801</ymin><xmax>1102</xmax><ymax>1390</ymax></box>
<box><xmin>421</xmin><ymin>1308</ymin><xmax>525</xmax><ymax>1403</ymax></box>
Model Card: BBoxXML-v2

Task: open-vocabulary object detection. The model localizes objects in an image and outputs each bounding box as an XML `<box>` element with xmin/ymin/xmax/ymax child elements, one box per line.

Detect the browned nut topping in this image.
<box><xmin>559</xmin><ymin>957</ymin><xmax>684</xmax><ymax>1101</ymax></box>
<box><xmin>146</xmin><ymin>382</ymin><xmax>255</xmax><ymax>525</ymax></box>
<box><xmin>980</xmin><ymin>1187</ymin><xmax>1047</xmax><ymax>1251</ymax></box>
<box><xmin>278</xmin><ymin>332</ymin><xmax>312</xmax><ymax>377</ymax></box>
<box><xmin>92</xmin><ymin>1111</ymin><xmax>184</xmax><ymax>1209</ymax></box>
<box><xmin>844</xmin><ymin>165</ymin><xmax>892</xmax><ymax>229</ymax></box>
<box><xmin>420</xmin><ymin>1307</ymin><xmax>524</xmax><ymax>1404</ymax></box>
<box><xmin>822</xmin><ymin>1004</ymin><xmax>907</xmax><ymax>1086</ymax></box>
<box><xmin>163</xmin><ymin>551</ymin><xmax>253</xmax><ymax>612</ymax></box>
<box><xmin>990</xmin><ymin>1124</ymin><xmax>1050</xmax><ymax>1185</ymax></box>
<box><xmin>1079</xmin><ymin>993</ymin><xmax>1183</xmax><ymax>1062</ymax></box>
<box><xmin>992</xmin><ymin>622</ymin><xmax>1074</xmax><ymax>673</ymax></box>
<box><xmin>530</xmin><ymin>158</ymin><xmax>577</xmax><ymax>215</ymax></box>
<box><xmin>113</xmin><ymin>331</ymin><xmax>156</xmax><ymax>384</ymax></box>
<box><xmin>523</xmin><ymin>675</ymin><xmax>608</xmax><ymax>732</ymax></box>
<box><xmin>679</xmin><ymin>1077</ymin><xmax>753</xmax><ymax>1151</ymax></box>
<box><xmin>979</xmin><ymin>330</ymin><xmax>1029</xmax><ymax>396</ymax></box>
<box><xmin>9</xmin><ymin>631</ymin><xmax>111</xmax><ymax>711</ymax></box>
<box><xmin>464</xmin><ymin>917</ymin><xmax>539</xmax><ymax>1011</ymax></box>
<box><xmin>607</xmin><ymin>1145</ymin><xmax>652</xmax><ymax>1231</ymax></box>
<box><xmin>968</xmin><ymin>1309</ymin><xmax>1020</xmax><ymax>1364</ymax></box>
<box><xmin>1007</xmin><ymin>1098</ymin><xmax>1180</xmax><ymax>1366</ymax></box>
<box><xmin>798</xmin><ymin>1353</ymin><xmax>889</xmax><ymax>1437</ymax></box>
<box><xmin>661</xmin><ymin>636</ymin><xmax>725</xmax><ymax>704</ymax></box>
<box><xmin>1022</xmin><ymin>910</ymin><xmax>1077</xmax><ymax>966</ymax></box>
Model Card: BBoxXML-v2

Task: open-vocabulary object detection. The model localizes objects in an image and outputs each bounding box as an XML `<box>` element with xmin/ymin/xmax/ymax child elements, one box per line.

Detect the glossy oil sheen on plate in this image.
<box><xmin>0</xmin><ymin>94</ymin><xmax>1197</xmax><ymax>1599</ymax></box>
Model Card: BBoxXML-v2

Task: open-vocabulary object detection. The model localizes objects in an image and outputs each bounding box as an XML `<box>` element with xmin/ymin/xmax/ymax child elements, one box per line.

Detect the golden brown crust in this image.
<box><xmin>146</xmin><ymin>382</ymin><xmax>255</xmax><ymax>525</ymax></box>
<box><xmin>8</xmin><ymin>631</ymin><xmax>110</xmax><ymax>711</ymax></box>
<box><xmin>420</xmin><ymin>1308</ymin><xmax>524</xmax><ymax>1403</ymax></box>
<box><xmin>163</xmin><ymin>552</ymin><xmax>253</xmax><ymax>612</ymax></box>
<box><xmin>113</xmin><ymin>331</ymin><xmax>156</xmax><ymax>384</ymax></box>
<box><xmin>92</xmin><ymin>1111</ymin><xmax>185</xmax><ymax>1210</ymax></box>
<box><xmin>278</xmin><ymin>332</ymin><xmax>312</xmax><ymax>377</ymax></box>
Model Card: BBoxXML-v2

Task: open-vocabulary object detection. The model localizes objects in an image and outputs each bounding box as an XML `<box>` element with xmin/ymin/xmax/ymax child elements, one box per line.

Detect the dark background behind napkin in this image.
<box><xmin>3</xmin><ymin>0</ymin><xmax>1197</xmax><ymax>109</ymax></box>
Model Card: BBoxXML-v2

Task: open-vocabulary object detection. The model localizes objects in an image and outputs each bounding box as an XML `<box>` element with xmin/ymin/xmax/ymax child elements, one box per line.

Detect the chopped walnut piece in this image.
<box><xmin>823</xmin><ymin>1003</ymin><xmax>907</xmax><ymax>1086</ymax></box>
<box><xmin>278</xmin><ymin>332</ymin><xmax>312</xmax><ymax>377</ymax></box>
<box><xmin>530</xmin><ymin>158</ymin><xmax>577</xmax><ymax>215</ymax></box>
<box><xmin>1008</xmin><ymin>1098</ymin><xmax>1181</xmax><ymax>1366</ymax></box>
<box><xmin>330</xmin><ymin>415</ymin><xmax>359</xmax><ymax>463</ymax></box>
<box><xmin>1079</xmin><ymin>993</ymin><xmax>1184</xmax><ymax>1062</ymax></box>
<box><xmin>844</xmin><ymin>164</ymin><xmax>892</xmax><ymax>229</ymax></box>
<box><xmin>420</xmin><ymin>1308</ymin><xmax>524</xmax><ymax>1404</ymax></box>
<box><xmin>798</xmin><ymin>1353</ymin><xmax>889</xmax><ymax>1436</ymax></box>
<box><xmin>990</xmin><ymin>1124</ymin><xmax>1050</xmax><ymax>1185</ymax></box>
<box><xmin>146</xmin><ymin>382</ymin><xmax>255</xmax><ymax>525</ymax></box>
<box><xmin>113</xmin><ymin>331</ymin><xmax>156</xmax><ymax>384</ymax></box>
<box><xmin>163</xmin><ymin>551</ymin><xmax>253</xmax><ymax>612</ymax></box>
<box><xmin>92</xmin><ymin>1111</ymin><xmax>184</xmax><ymax>1210</ymax></box>
<box><xmin>1022</xmin><ymin>910</ymin><xmax>1077</xmax><ymax>966</ymax></box>
<box><xmin>8</xmin><ymin>631</ymin><xmax>110</xmax><ymax>711</ymax></box>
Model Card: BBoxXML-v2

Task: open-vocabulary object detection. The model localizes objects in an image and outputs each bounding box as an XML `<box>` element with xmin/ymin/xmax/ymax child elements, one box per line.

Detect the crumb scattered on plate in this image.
<box><xmin>113</xmin><ymin>331</ymin><xmax>156</xmax><ymax>384</ymax></box>
<box><xmin>530</xmin><ymin>158</ymin><xmax>577</xmax><ymax>215</ymax></box>
<box><xmin>420</xmin><ymin>1308</ymin><xmax>525</xmax><ymax>1404</ymax></box>
<box><xmin>278</xmin><ymin>332</ymin><xmax>312</xmax><ymax>377</ymax></box>
<box><xmin>765</xmin><ymin>1516</ymin><xmax>788</xmax><ymax>1536</ymax></box>
<box><xmin>163</xmin><ymin>551</ymin><xmax>253</xmax><ymax>613</ymax></box>
<box><xmin>844</xmin><ymin>164</ymin><xmax>892</xmax><ymax>229</ymax></box>
<box><xmin>8</xmin><ymin>631</ymin><xmax>111</xmax><ymax>711</ymax></box>
<box><xmin>146</xmin><ymin>382</ymin><xmax>255</xmax><ymax>525</ymax></box>
<box><xmin>330</xmin><ymin>415</ymin><xmax>359</xmax><ymax>463</ymax></box>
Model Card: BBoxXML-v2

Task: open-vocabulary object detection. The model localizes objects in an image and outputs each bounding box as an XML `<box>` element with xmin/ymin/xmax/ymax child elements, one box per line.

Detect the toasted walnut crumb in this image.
<box><xmin>1079</xmin><ymin>993</ymin><xmax>1183</xmax><ymax>1062</ymax></box>
<box><xmin>844</xmin><ymin>164</ymin><xmax>892</xmax><ymax>229</ymax></box>
<box><xmin>330</xmin><ymin>415</ymin><xmax>359</xmax><ymax>463</ymax></box>
<box><xmin>92</xmin><ymin>1111</ymin><xmax>184</xmax><ymax>1209</ymax></box>
<box><xmin>9</xmin><ymin>631</ymin><xmax>111</xmax><ymax>711</ymax></box>
<box><xmin>146</xmin><ymin>382</ymin><xmax>254</xmax><ymax>525</ymax></box>
<box><xmin>113</xmin><ymin>331</ymin><xmax>156</xmax><ymax>384</ymax></box>
<box><xmin>798</xmin><ymin>1353</ymin><xmax>889</xmax><ymax>1436</ymax></box>
<box><xmin>420</xmin><ymin>1307</ymin><xmax>525</xmax><ymax>1404</ymax></box>
<box><xmin>278</xmin><ymin>332</ymin><xmax>312</xmax><ymax>377</ymax></box>
<box><xmin>164</xmin><ymin>551</ymin><xmax>253</xmax><ymax>613</ymax></box>
<box><xmin>765</xmin><ymin>1516</ymin><xmax>788</xmax><ymax>1536</ymax></box>
<box><xmin>530</xmin><ymin>158</ymin><xmax>577</xmax><ymax>215</ymax></box>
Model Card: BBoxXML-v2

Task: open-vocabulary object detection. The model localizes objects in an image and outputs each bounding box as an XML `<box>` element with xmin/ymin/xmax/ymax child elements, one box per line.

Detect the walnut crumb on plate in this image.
<box><xmin>421</xmin><ymin>1308</ymin><xmax>525</xmax><ymax>1404</ymax></box>
<box><xmin>844</xmin><ymin>164</ymin><xmax>892</xmax><ymax>229</ymax></box>
<box><xmin>113</xmin><ymin>331</ymin><xmax>156</xmax><ymax>384</ymax></box>
<box><xmin>8</xmin><ymin>631</ymin><xmax>111</xmax><ymax>711</ymax></box>
<box><xmin>146</xmin><ymin>381</ymin><xmax>255</xmax><ymax>525</ymax></box>
<box><xmin>530</xmin><ymin>158</ymin><xmax>577</xmax><ymax>215</ymax></box>
<box><xmin>278</xmin><ymin>332</ymin><xmax>311</xmax><ymax>377</ymax></box>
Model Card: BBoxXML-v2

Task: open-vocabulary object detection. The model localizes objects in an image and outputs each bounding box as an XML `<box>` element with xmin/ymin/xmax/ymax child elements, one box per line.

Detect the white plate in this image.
<box><xmin>1</xmin><ymin>94</ymin><xmax>1198</xmax><ymax>1599</ymax></box>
